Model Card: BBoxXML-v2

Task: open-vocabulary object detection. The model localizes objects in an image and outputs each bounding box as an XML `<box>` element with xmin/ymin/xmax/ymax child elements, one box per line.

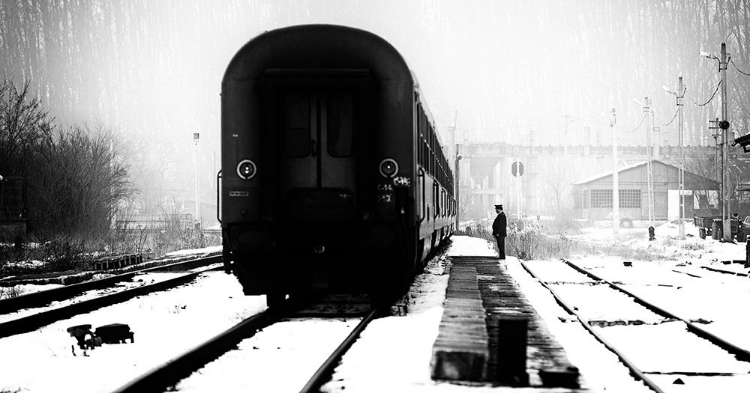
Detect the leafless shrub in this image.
<box><xmin>469</xmin><ymin>220</ymin><xmax>577</xmax><ymax>260</ymax></box>
<box><xmin>28</xmin><ymin>125</ymin><xmax>134</xmax><ymax>239</ymax></box>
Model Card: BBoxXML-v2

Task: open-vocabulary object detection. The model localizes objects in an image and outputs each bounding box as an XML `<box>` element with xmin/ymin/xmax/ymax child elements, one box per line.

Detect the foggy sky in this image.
<box><xmin>3</xmin><ymin>0</ymin><xmax>749</xmax><ymax>214</ymax></box>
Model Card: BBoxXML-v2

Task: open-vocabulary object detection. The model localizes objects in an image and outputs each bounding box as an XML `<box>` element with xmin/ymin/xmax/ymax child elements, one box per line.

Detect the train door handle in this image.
<box><xmin>311</xmin><ymin>139</ymin><xmax>317</xmax><ymax>157</ymax></box>
<box><xmin>433</xmin><ymin>182</ymin><xmax>439</xmax><ymax>219</ymax></box>
<box><xmin>216</xmin><ymin>170</ymin><xmax>222</xmax><ymax>224</ymax></box>
<box><xmin>418</xmin><ymin>168</ymin><xmax>426</xmax><ymax>224</ymax></box>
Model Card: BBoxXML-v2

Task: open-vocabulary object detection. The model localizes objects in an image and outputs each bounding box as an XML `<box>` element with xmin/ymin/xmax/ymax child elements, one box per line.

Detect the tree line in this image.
<box><xmin>1</xmin><ymin>78</ymin><xmax>133</xmax><ymax>240</ymax></box>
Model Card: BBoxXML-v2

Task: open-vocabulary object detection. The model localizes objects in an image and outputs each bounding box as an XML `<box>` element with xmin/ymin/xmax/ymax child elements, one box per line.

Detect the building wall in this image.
<box><xmin>574</xmin><ymin>161</ymin><xmax>719</xmax><ymax>223</ymax></box>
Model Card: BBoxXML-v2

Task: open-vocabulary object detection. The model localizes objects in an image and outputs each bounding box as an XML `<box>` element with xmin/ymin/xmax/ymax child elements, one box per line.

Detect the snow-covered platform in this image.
<box><xmin>431</xmin><ymin>246</ymin><xmax>589</xmax><ymax>390</ymax></box>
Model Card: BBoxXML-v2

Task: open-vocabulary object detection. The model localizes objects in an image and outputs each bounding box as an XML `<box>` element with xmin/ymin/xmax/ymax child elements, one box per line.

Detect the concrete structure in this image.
<box><xmin>571</xmin><ymin>160</ymin><xmax>719</xmax><ymax>224</ymax></box>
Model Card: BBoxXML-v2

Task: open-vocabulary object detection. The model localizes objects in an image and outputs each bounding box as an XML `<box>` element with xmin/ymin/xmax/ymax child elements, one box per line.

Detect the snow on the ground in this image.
<box><xmin>0</xmin><ymin>272</ymin><xmax>189</xmax><ymax>324</ymax></box>
<box><xmin>0</xmin><ymin>271</ymin><xmax>266</xmax><ymax>393</ymax></box>
<box><xmin>600</xmin><ymin>321</ymin><xmax>750</xmax><ymax>374</ymax></box>
<box><xmin>2</xmin><ymin>223</ymin><xmax>749</xmax><ymax>392</ymax></box>
<box><xmin>177</xmin><ymin>318</ymin><xmax>361</xmax><ymax>393</ymax></box>
<box><xmin>164</xmin><ymin>245</ymin><xmax>222</xmax><ymax>258</ymax></box>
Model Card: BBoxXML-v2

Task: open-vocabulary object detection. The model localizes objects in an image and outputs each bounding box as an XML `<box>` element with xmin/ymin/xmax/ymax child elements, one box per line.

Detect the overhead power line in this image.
<box><xmin>661</xmin><ymin>108</ymin><xmax>679</xmax><ymax>127</ymax></box>
<box><xmin>691</xmin><ymin>80</ymin><xmax>721</xmax><ymax>107</ymax></box>
<box><xmin>626</xmin><ymin>113</ymin><xmax>647</xmax><ymax>133</ymax></box>
<box><xmin>731</xmin><ymin>59</ymin><xmax>750</xmax><ymax>76</ymax></box>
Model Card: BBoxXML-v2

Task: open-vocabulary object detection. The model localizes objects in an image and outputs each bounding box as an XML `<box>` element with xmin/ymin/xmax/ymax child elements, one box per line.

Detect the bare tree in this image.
<box><xmin>28</xmin><ymin>125</ymin><xmax>134</xmax><ymax>238</ymax></box>
<box><xmin>0</xmin><ymin>79</ymin><xmax>54</xmax><ymax>177</ymax></box>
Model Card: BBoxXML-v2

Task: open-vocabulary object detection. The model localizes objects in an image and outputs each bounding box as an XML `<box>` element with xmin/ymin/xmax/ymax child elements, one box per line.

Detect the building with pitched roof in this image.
<box><xmin>572</xmin><ymin>160</ymin><xmax>719</xmax><ymax>226</ymax></box>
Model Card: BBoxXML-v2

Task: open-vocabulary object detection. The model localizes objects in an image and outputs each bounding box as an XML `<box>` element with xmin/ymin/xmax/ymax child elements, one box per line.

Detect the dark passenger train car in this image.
<box><xmin>219</xmin><ymin>25</ymin><xmax>455</xmax><ymax>307</ymax></box>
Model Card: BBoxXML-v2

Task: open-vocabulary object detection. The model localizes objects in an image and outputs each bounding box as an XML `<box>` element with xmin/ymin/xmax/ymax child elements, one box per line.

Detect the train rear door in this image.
<box><xmin>280</xmin><ymin>90</ymin><xmax>355</xmax><ymax>190</ymax></box>
<box><xmin>262</xmin><ymin>72</ymin><xmax>371</xmax><ymax>222</ymax></box>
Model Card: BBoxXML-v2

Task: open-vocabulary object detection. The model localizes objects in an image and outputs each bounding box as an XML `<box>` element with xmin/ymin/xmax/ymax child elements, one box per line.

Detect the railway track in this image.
<box><xmin>521</xmin><ymin>259</ymin><xmax>750</xmax><ymax>392</ymax></box>
<box><xmin>112</xmin><ymin>298</ymin><xmax>388</xmax><ymax>393</ymax></box>
<box><xmin>0</xmin><ymin>248</ymin><xmax>412</xmax><ymax>392</ymax></box>
<box><xmin>0</xmin><ymin>255</ymin><xmax>222</xmax><ymax>338</ymax></box>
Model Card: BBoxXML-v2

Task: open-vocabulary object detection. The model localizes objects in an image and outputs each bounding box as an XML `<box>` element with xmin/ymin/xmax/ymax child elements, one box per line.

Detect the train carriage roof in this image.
<box><xmin>224</xmin><ymin>24</ymin><xmax>412</xmax><ymax>85</ymax></box>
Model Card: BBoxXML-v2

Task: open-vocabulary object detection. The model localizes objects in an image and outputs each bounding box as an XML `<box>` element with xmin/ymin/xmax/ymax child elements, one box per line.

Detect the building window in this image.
<box><xmin>620</xmin><ymin>189</ymin><xmax>641</xmax><ymax>208</ymax></box>
<box><xmin>590</xmin><ymin>189</ymin><xmax>641</xmax><ymax>208</ymax></box>
<box><xmin>591</xmin><ymin>189</ymin><xmax>612</xmax><ymax>208</ymax></box>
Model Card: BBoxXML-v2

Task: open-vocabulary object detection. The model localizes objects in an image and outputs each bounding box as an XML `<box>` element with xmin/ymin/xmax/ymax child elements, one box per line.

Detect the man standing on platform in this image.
<box><xmin>492</xmin><ymin>204</ymin><xmax>507</xmax><ymax>260</ymax></box>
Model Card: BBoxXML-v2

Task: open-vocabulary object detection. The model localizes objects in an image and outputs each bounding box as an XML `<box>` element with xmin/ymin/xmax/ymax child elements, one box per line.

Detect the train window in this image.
<box><xmin>327</xmin><ymin>93</ymin><xmax>353</xmax><ymax>157</ymax></box>
<box><xmin>284</xmin><ymin>94</ymin><xmax>310</xmax><ymax>157</ymax></box>
<box><xmin>418</xmin><ymin>137</ymin><xmax>422</xmax><ymax>166</ymax></box>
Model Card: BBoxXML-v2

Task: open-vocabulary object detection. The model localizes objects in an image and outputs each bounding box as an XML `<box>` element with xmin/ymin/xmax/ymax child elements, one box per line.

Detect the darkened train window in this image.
<box><xmin>327</xmin><ymin>93</ymin><xmax>353</xmax><ymax>157</ymax></box>
<box><xmin>284</xmin><ymin>94</ymin><xmax>310</xmax><ymax>157</ymax></box>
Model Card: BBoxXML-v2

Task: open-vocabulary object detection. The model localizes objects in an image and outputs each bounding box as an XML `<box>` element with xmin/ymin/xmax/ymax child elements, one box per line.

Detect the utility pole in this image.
<box><xmin>452</xmin><ymin>111</ymin><xmax>460</xmax><ymax>230</ymax></box>
<box><xmin>703</xmin><ymin>44</ymin><xmax>732</xmax><ymax>241</ymax></box>
<box><xmin>678</xmin><ymin>77</ymin><xmax>686</xmax><ymax>239</ymax></box>
<box><xmin>720</xmin><ymin>43</ymin><xmax>731</xmax><ymax>241</ymax></box>
<box><xmin>643</xmin><ymin>97</ymin><xmax>655</xmax><ymax>225</ymax></box>
<box><xmin>193</xmin><ymin>132</ymin><xmax>201</xmax><ymax>229</ymax></box>
<box><xmin>663</xmin><ymin>77</ymin><xmax>687</xmax><ymax>238</ymax></box>
<box><xmin>611</xmin><ymin>108</ymin><xmax>619</xmax><ymax>236</ymax></box>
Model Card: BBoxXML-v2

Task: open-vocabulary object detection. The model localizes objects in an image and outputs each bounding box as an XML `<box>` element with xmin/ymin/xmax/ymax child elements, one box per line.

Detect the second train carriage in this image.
<box><xmin>219</xmin><ymin>25</ymin><xmax>455</xmax><ymax>306</ymax></box>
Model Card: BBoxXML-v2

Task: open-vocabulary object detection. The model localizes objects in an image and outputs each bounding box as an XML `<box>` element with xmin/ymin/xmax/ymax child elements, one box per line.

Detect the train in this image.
<box><xmin>219</xmin><ymin>24</ymin><xmax>455</xmax><ymax>307</ymax></box>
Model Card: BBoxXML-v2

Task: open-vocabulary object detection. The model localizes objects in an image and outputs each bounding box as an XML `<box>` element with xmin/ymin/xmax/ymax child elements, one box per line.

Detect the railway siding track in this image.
<box><xmin>563</xmin><ymin>259</ymin><xmax>750</xmax><ymax>361</ymax></box>
<box><xmin>0</xmin><ymin>255</ymin><xmax>222</xmax><ymax>338</ymax></box>
<box><xmin>522</xmin><ymin>259</ymin><xmax>750</xmax><ymax>392</ymax></box>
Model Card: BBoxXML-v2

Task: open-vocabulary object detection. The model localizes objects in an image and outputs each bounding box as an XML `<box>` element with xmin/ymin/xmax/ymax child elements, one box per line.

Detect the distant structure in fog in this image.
<box><xmin>455</xmin><ymin>141</ymin><xmax>747</xmax><ymax>222</ymax></box>
<box><xmin>572</xmin><ymin>160</ymin><xmax>719</xmax><ymax>224</ymax></box>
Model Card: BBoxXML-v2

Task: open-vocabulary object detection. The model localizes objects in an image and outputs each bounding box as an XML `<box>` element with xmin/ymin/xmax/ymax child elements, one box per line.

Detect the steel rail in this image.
<box><xmin>112</xmin><ymin>298</ymin><xmax>382</xmax><ymax>393</ymax></box>
<box><xmin>564</xmin><ymin>259</ymin><xmax>750</xmax><ymax>362</ymax></box>
<box><xmin>520</xmin><ymin>261</ymin><xmax>665</xmax><ymax>393</ymax></box>
<box><xmin>0</xmin><ymin>255</ymin><xmax>221</xmax><ymax>314</ymax></box>
<box><xmin>0</xmin><ymin>264</ymin><xmax>223</xmax><ymax>338</ymax></box>
<box><xmin>700</xmin><ymin>265</ymin><xmax>749</xmax><ymax>277</ymax></box>
<box><xmin>111</xmin><ymin>309</ymin><xmax>280</xmax><ymax>393</ymax></box>
<box><xmin>299</xmin><ymin>304</ymin><xmax>386</xmax><ymax>393</ymax></box>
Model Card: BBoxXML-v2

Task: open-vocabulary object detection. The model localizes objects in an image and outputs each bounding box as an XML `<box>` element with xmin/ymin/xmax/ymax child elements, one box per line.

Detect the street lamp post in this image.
<box><xmin>611</xmin><ymin>108</ymin><xmax>619</xmax><ymax>236</ymax></box>
<box><xmin>720</xmin><ymin>44</ymin><xmax>730</xmax><ymax>242</ymax></box>
<box><xmin>455</xmin><ymin>146</ymin><xmax>461</xmax><ymax>230</ymax></box>
<box><xmin>193</xmin><ymin>132</ymin><xmax>200</xmax><ymax>229</ymax></box>
<box><xmin>663</xmin><ymin>78</ymin><xmax>686</xmax><ymax>239</ymax></box>
<box><xmin>634</xmin><ymin>97</ymin><xmax>655</xmax><ymax>225</ymax></box>
<box><xmin>451</xmin><ymin>111</ymin><xmax>460</xmax><ymax>230</ymax></box>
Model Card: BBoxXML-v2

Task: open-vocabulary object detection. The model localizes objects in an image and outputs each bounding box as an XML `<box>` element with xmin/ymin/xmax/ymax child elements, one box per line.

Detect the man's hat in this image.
<box><xmin>494</xmin><ymin>204</ymin><xmax>503</xmax><ymax>209</ymax></box>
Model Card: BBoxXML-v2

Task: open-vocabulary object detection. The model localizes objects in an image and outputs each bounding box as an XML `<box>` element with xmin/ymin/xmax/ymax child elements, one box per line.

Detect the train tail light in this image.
<box><xmin>237</xmin><ymin>159</ymin><xmax>257</xmax><ymax>180</ymax></box>
<box><xmin>379</xmin><ymin>158</ymin><xmax>398</xmax><ymax>177</ymax></box>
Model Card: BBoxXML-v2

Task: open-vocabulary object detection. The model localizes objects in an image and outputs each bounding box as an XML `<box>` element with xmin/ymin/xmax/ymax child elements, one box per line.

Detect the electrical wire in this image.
<box><xmin>690</xmin><ymin>80</ymin><xmax>722</xmax><ymax>107</ymax></box>
<box><xmin>661</xmin><ymin>109</ymin><xmax>679</xmax><ymax>127</ymax></box>
<box><xmin>731</xmin><ymin>59</ymin><xmax>750</xmax><ymax>76</ymax></box>
<box><xmin>626</xmin><ymin>113</ymin><xmax>648</xmax><ymax>133</ymax></box>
